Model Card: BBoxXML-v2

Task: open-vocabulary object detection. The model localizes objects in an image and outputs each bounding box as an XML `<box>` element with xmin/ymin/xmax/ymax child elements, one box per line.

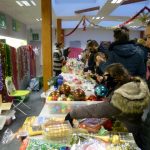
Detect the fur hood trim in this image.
<box><xmin>111</xmin><ymin>79</ymin><xmax>150</xmax><ymax>114</ymax></box>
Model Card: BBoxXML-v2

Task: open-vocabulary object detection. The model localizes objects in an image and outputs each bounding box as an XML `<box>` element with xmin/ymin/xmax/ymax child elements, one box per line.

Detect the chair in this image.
<box><xmin>5</xmin><ymin>76</ymin><xmax>31</xmax><ymax>115</ymax></box>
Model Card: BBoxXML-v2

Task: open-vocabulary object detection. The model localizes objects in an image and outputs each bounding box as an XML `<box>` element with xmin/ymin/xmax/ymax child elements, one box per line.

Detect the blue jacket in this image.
<box><xmin>100</xmin><ymin>41</ymin><xmax>146</xmax><ymax>78</ymax></box>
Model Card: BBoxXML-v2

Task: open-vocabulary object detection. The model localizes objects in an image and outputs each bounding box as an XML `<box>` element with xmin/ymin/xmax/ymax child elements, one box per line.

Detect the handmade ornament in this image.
<box><xmin>72</xmin><ymin>89</ymin><xmax>86</xmax><ymax>101</ymax></box>
<box><xmin>94</xmin><ymin>84</ymin><xmax>108</xmax><ymax>97</ymax></box>
<box><xmin>59</xmin><ymin>84</ymin><xmax>71</xmax><ymax>96</ymax></box>
<box><xmin>86</xmin><ymin>95</ymin><xmax>97</xmax><ymax>101</ymax></box>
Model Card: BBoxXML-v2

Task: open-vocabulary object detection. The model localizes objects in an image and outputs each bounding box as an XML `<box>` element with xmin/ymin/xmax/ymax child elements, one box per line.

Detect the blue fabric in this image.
<box><xmin>100</xmin><ymin>42</ymin><xmax>146</xmax><ymax>78</ymax></box>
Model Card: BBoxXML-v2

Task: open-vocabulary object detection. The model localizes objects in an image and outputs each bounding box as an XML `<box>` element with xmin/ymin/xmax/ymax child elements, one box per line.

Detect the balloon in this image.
<box><xmin>58</xmin><ymin>75</ymin><xmax>63</xmax><ymax>80</ymax></box>
<box><xmin>94</xmin><ymin>84</ymin><xmax>108</xmax><ymax>97</ymax></box>
<box><xmin>57</xmin><ymin>78</ymin><xmax>63</xmax><ymax>86</ymax></box>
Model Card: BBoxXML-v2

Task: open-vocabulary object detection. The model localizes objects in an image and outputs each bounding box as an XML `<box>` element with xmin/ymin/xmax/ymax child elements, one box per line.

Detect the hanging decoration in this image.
<box><xmin>64</xmin><ymin>7</ymin><xmax>150</xmax><ymax>37</ymax></box>
<box><xmin>119</xmin><ymin>7</ymin><xmax>150</xmax><ymax>27</ymax></box>
<box><xmin>64</xmin><ymin>16</ymin><xmax>85</xmax><ymax>36</ymax></box>
<box><xmin>138</xmin><ymin>11</ymin><xmax>150</xmax><ymax>24</ymax></box>
<box><xmin>82</xmin><ymin>16</ymin><xmax>87</xmax><ymax>31</ymax></box>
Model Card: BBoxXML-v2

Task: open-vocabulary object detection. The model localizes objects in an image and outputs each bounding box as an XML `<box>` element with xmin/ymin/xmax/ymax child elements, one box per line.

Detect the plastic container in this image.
<box><xmin>2</xmin><ymin>110</ymin><xmax>16</xmax><ymax>125</ymax></box>
<box><xmin>46</xmin><ymin>100</ymin><xmax>100</xmax><ymax>114</ymax></box>
<box><xmin>0</xmin><ymin>116</ymin><xmax>6</xmax><ymax>130</ymax></box>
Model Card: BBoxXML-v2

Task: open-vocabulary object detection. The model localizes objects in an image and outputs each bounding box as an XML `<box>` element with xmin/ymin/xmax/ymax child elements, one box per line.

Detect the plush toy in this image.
<box><xmin>48</xmin><ymin>75</ymin><xmax>64</xmax><ymax>89</ymax></box>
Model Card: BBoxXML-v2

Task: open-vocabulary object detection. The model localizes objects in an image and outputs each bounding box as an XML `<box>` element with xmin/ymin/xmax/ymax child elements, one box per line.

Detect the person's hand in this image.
<box><xmin>65</xmin><ymin>113</ymin><xmax>73</xmax><ymax>127</ymax></box>
<box><xmin>96</xmin><ymin>75</ymin><xmax>103</xmax><ymax>83</ymax></box>
<box><xmin>96</xmin><ymin>54</ymin><xmax>106</xmax><ymax>66</ymax></box>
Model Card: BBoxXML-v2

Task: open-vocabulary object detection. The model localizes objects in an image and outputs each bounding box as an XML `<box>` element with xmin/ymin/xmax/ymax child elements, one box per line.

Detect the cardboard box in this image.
<box><xmin>0</xmin><ymin>95</ymin><xmax>12</xmax><ymax>114</ymax></box>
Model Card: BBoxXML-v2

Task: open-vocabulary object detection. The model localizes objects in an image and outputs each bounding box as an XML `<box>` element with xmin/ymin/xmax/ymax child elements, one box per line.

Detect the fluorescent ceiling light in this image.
<box><xmin>111</xmin><ymin>0</ymin><xmax>123</xmax><ymax>4</ymax></box>
<box><xmin>22</xmin><ymin>1</ymin><xmax>31</xmax><ymax>6</ymax></box>
<box><xmin>36</xmin><ymin>19</ymin><xmax>39</xmax><ymax>21</ymax></box>
<box><xmin>16</xmin><ymin>1</ymin><xmax>23</xmax><ymax>6</ymax></box>
<box><xmin>92</xmin><ymin>17</ymin><xmax>95</xmax><ymax>20</ymax></box>
<box><xmin>30</xmin><ymin>0</ymin><xmax>36</xmax><ymax>6</ymax></box>
<box><xmin>101</xmin><ymin>17</ymin><xmax>104</xmax><ymax>19</ymax></box>
<box><xmin>96</xmin><ymin>17</ymin><xmax>100</xmax><ymax>20</ymax></box>
<box><xmin>116</xmin><ymin>0</ymin><xmax>123</xmax><ymax>3</ymax></box>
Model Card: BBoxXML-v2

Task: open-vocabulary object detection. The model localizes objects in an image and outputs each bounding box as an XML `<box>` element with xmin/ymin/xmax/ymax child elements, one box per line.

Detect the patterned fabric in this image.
<box><xmin>0</xmin><ymin>43</ymin><xmax>12</xmax><ymax>102</ymax></box>
<box><xmin>68</xmin><ymin>47</ymin><xmax>82</xmax><ymax>58</ymax></box>
<box><xmin>53</xmin><ymin>49</ymin><xmax>64</xmax><ymax>71</ymax></box>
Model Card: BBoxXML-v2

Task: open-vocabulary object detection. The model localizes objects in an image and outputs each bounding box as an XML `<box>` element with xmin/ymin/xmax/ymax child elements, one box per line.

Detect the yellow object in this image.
<box><xmin>98</xmin><ymin>136</ymin><xmax>110</xmax><ymax>143</ymax></box>
<box><xmin>47</xmin><ymin>96</ymin><xmax>52</xmax><ymax>101</ymax></box>
<box><xmin>28</xmin><ymin>126</ymin><xmax>42</xmax><ymax>136</ymax></box>
<box><xmin>112</xmin><ymin>135</ymin><xmax>120</xmax><ymax>144</ymax></box>
<box><xmin>21</xmin><ymin>116</ymin><xmax>42</xmax><ymax>136</ymax></box>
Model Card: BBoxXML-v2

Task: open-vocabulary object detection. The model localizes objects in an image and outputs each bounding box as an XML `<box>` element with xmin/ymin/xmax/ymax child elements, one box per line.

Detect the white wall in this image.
<box><xmin>0</xmin><ymin>12</ymin><xmax>27</xmax><ymax>40</ymax></box>
<box><xmin>27</xmin><ymin>28</ymin><xmax>57</xmax><ymax>76</ymax></box>
<box><xmin>64</xmin><ymin>28</ymin><xmax>140</xmax><ymax>49</ymax></box>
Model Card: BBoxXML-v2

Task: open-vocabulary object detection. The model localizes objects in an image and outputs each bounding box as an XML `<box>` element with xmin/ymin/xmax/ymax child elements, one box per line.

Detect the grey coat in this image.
<box><xmin>70</xmin><ymin>78</ymin><xmax>150</xmax><ymax>147</ymax></box>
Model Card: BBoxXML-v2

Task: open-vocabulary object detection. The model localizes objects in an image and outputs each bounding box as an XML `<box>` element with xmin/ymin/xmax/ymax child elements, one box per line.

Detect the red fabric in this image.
<box><xmin>10</xmin><ymin>47</ymin><xmax>18</xmax><ymax>89</ymax></box>
<box><xmin>68</xmin><ymin>47</ymin><xmax>83</xmax><ymax>58</ymax></box>
<box><xmin>28</xmin><ymin>46</ymin><xmax>36</xmax><ymax>78</ymax></box>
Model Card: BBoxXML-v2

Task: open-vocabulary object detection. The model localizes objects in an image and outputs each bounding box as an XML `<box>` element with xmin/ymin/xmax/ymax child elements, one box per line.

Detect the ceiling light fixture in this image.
<box><xmin>96</xmin><ymin>17</ymin><xmax>100</xmax><ymax>20</ymax></box>
<box><xmin>16</xmin><ymin>1</ymin><xmax>23</xmax><ymax>6</ymax></box>
<box><xmin>22</xmin><ymin>1</ymin><xmax>31</xmax><ymax>6</ymax></box>
<box><xmin>16</xmin><ymin>0</ymin><xmax>36</xmax><ymax>7</ymax></box>
<box><xmin>111</xmin><ymin>0</ymin><xmax>123</xmax><ymax>4</ymax></box>
<box><xmin>36</xmin><ymin>19</ymin><xmax>39</xmax><ymax>21</ymax></box>
<box><xmin>101</xmin><ymin>17</ymin><xmax>104</xmax><ymax>19</ymax></box>
<box><xmin>92</xmin><ymin>17</ymin><xmax>95</xmax><ymax>20</ymax></box>
<box><xmin>30</xmin><ymin>0</ymin><xmax>36</xmax><ymax>6</ymax></box>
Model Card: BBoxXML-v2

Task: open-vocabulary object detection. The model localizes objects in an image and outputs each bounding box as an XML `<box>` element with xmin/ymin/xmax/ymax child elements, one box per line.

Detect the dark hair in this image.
<box><xmin>120</xmin><ymin>26</ymin><xmax>129</xmax><ymax>32</ymax></box>
<box><xmin>87</xmin><ymin>40</ymin><xmax>99</xmax><ymax>48</ymax></box>
<box><xmin>105</xmin><ymin>63</ymin><xmax>130</xmax><ymax>86</ymax></box>
<box><xmin>87</xmin><ymin>39</ymin><xmax>92</xmax><ymax>43</ymax></box>
<box><xmin>55</xmin><ymin>42</ymin><xmax>62</xmax><ymax>48</ymax></box>
<box><xmin>113</xmin><ymin>28</ymin><xmax>129</xmax><ymax>42</ymax></box>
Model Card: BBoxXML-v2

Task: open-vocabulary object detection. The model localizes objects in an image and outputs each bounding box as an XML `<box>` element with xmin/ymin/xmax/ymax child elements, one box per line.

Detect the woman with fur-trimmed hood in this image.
<box><xmin>65</xmin><ymin>63</ymin><xmax>150</xmax><ymax>149</ymax></box>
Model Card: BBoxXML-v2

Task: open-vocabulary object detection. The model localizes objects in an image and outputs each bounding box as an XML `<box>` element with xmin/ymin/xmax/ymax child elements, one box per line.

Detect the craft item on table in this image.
<box><xmin>112</xmin><ymin>120</ymin><xmax>128</xmax><ymax>132</ymax></box>
<box><xmin>59</xmin><ymin>84</ymin><xmax>71</xmax><ymax>96</ymax></box>
<box><xmin>72</xmin><ymin>89</ymin><xmax>86</xmax><ymax>101</ymax></box>
<box><xmin>72</xmin><ymin>139</ymin><xmax>107</xmax><ymax>150</ymax></box>
<box><xmin>20</xmin><ymin>116</ymin><xmax>45</xmax><ymax>136</ymax></box>
<box><xmin>49</xmin><ymin>90</ymin><xmax>60</xmax><ymax>101</ymax></box>
<box><xmin>79</xmin><ymin>118</ymin><xmax>112</xmax><ymax>133</ymax></box>
<box><xmin>98</xmin><ymin>126</ymin><xmax>109</xmax><ymax>136</ymax></box>
<box><xmin>24</xmin><ymin>139</ymin><xmax>70</xmax><ymax>150</ymax></box>
<box><xmin>48</xmin><ymin>75</ymin><xmax>64</xmax><ymax>90</ymax></box>
<box><xmin>86</xmin><ymin>95</ymin><xmax>97</xmax><ymax>101</ymax></box>
<box><xmin>42</xmin><ymin>120</ymin><xmax>72</xmax><ymax>143</ymax></box>
<box><xmin>72</xmin><ymin>78</ymin><xmax>82</xmax><ymax>84</ymax></box>
<box><xmin>78</xmin><ymin>118</ymin><xmax>102</xmax><ymax>133</ymax></box>
<box><xmin>94</xmin><ymin>84</ymin><xmax>108</xmax><ymax>97</ymax></box>
<box><xmin>49</xmin><ymin>103</ymin><xmax>72</xmax><ymax>114</ymax></box>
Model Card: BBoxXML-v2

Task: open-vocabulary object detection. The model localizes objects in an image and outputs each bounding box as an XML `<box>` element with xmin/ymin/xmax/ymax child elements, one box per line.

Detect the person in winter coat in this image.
<box><xmin>65</xmin><ymin>63</ymin><xmax>150</xmax><ymax>149</ymax></box>
<box><xmin>99</xmin><ymin>27</ymin><xmax>146</xmax><ymax>78</ymax></box>
<box><xmin>53</xmin><ymin>43</ymin><xmax>64</xmax><ymax>76</ymax></box>
<box><xmin>85</xmin><ymin>40</ymin><xmax>99</xmax><ymax>73</ymax></box>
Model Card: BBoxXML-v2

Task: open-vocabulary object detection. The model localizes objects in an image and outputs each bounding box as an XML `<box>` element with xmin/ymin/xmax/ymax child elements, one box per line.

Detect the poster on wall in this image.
<box><xmin>0</xmin><ymin>13</ymin><xmax>6</xmax><ymax>29</ymax></box>
<box><xmin>32</xmin><ymin>33</ymin><xmax>39</xmax><ymax>41</ymax></box>
<box><xmin>12</xmin><ymin>19</ymin><xmax>21</xmax><ymax>32</ymax></box>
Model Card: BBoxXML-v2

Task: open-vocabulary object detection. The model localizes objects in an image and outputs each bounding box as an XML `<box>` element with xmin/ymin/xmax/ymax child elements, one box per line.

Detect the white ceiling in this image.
<box><xmin>0</xmin><ymin>0</ymin><xmax>149</xmax><ymax>30</ymax></box>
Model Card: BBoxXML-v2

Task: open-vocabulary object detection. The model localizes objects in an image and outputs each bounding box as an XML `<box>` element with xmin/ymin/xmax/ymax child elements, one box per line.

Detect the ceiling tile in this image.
<box><xmin>110</xmin><ymin>1</ymin><xmax>146</xmax><ymax>17</ymax></box>
<box><xmin>99</xmin><ymin>21</ymin><xmax>123</xmax><ymax>27</ymax></box>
